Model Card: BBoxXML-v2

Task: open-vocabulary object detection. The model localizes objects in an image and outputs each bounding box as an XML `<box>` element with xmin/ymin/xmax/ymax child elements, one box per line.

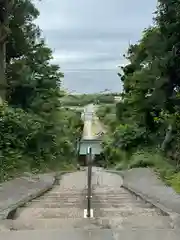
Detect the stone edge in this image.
<box><xmin>0</xmin><ymin>170</ymin><xmax>79</xmax><ymax>220</ymax></box>
<box><xmin>105</xmin><ymin>169</ymin><xmax>180</xmax><ymax>229</ymax></box>
<box><xmin>0</xmin><ymin>175</ymin><xmax>56</xmax><ymax>220</ymax></box>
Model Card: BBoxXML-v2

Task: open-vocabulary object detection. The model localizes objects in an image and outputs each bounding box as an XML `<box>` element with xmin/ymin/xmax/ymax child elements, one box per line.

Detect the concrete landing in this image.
<box><xmin>0</xmin><ymin>229</ymin><xmax>179</xmax><ymax>240</ymax></box>
<box><xmin>0</xmin><ymin>229</ymin><xmax>113</xmax><ymax>240</ymax></box>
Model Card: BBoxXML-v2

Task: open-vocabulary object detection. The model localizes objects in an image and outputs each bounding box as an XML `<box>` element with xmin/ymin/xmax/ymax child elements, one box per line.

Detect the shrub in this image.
<box><xmin>0</xmin><ymin>104</ymin><xmax>40</xmax><ymax>181</ymax></box>
<box><xmin>166</xmin><ymin>173</ymin><xmax>180</xmax><ymax>193</ymax></box>
<box><xmin>0</xmin><ymin>103</ymin><xmax>83</xmax><ymax>182</ymax></box>
<box><xmin>128</xmin><ymin>150</ymin><xmax>173</xmax><ymax>169</ymax></box>
<box><xmin>113</xmin><ymin>124</ymin><xmax>147</xmax><ymax>151</ymax></box>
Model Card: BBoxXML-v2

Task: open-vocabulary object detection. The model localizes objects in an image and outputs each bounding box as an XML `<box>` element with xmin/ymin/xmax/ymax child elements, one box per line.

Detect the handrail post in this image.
<box><xmin>86</xmin><ymin>146</ymin><xmax>92</xmax><ymax>218</ymax></box>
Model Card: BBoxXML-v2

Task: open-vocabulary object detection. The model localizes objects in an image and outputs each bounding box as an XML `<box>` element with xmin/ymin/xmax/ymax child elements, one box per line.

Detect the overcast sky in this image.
<box><xmin>35</xmin><ymin>0</ymin><xmax>157</xmax><ymax>94</ymax></box>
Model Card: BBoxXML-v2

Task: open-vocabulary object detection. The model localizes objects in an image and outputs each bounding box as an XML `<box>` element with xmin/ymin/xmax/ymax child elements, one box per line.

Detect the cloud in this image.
<box><xmin>61</xmin><ymin>69</ymin><xmax>122</xmax><ymax>94</ymax></box>
<box><xmin>51</xmin><ymin>50</ymin><xmax>122</xmax><ymax>70</ymax></box>
<box><xmin>35</xmin><ymin>0</ymin><xmax>157</xmax><ymax>93</ymax></box>
<box><xmin>52</xmin><ymin>51</ymin><xmax>112</xmax><ymax>63</ymax></box>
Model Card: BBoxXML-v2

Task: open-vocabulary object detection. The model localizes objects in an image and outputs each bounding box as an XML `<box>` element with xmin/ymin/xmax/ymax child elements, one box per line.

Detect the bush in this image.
<box><xmin>128</xmin><ymin>155</ymin><xmax>155</xmax><ymax>168</ymax></box>
<box><xmin>115</xmin><ymin>161</ymin><xmax>128</xmax><ymax>170</ymax></box>
<box><xmin>0</xmin><ymin>103</ymin><xmax>83</xmax><ymax>182</ymax></box>
<box><xmin>128</xmin><ymin>150</ymin><xmax>173</xmax><ymax>169</ymax></box>
<box><xmin>113</xmin><ymin>124</ymin><xmax>147</xmax><ymax>151</ymax></box>
<box><xmin>166</xmin><ymin>173</ymin><xmax>180</xmax><ymax>193</ymax></box>
<box><xmin>102</xmin><ymin>135</ymin><xmax>129</xmax><ymax>168</ymax></box>
<box><xmin>128</xmin><ymin>150</ymin><xmax>157</xmax><ymax>168</ymax></box>
<box><xmin>127</xmin><ymin>150</ymin><xmax>180</xmax><ymax>192</ymax></box>
<box><xmin>0</xmin><ymin>104</ymin><xmax>40</xmax><ymax>181</ymax></box>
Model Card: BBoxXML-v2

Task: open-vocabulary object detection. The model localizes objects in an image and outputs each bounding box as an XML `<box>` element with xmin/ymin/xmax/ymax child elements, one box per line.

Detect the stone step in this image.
<box><xmin>95</xmin><ymin>207</ymin><xmax>162</xmax><ymax>217</ymax></box>
<box><xmin>94</xmin><ymin>194</ymin><xmax>137</xmax><ymax>198</ymax></box>
<box><xmin>32</xmin><ymin>194</ymin><xmax>139</xmax><ymax>202</ymax></box>
<box><xmin>16</xmin><ymin>207</ymin><xmax>84</xmax><ymax>219</ymax></box>
<box><xmin>41</xmin><ymin>193</ymin><xmax>132</xmax><ymax>197</ymax></box>
<box><xmin>35</xmin><ymin>191</ymin><xmax>135</xmax><ymax>200</ymax></box>
<box><xmin>29</xmin><ymin>198</ymin><xmax>83</xmax><ymax>203</ymax></box>
<box><xmin>25</xmin><ymin>202</ymin><xmax>84</xmax><ymax>208</ymax></box>
<box><xmin>118</xmin><ymin>215</ymin><xmax>172</xmax><ymax>229</ymax></box>
<box><xmin>0</xmin><ymin>216</ymin><xmax>172</xmax><ymax>231</ymax></box>
<box><xmin>92</xmin><ymin>198</ymin><xmax>141</xmax><ymax>203</ymax></box>
<box><xmin>91</xmin><ymin>202</ymin><xmax>154</xmax><ymax>209</ymax></box>
<box><xmin>31</xmin><ymin>197</ymin><xmax>136</xmax><ymax>204</ymax></box>
<box><xmin>93</xmin><ymin>192</ymin><xmax>133</xmax><ymax>196</ymax></box>
<box><xmin>40</xmin><ymin>193</ymin><xmax>84</xmax><ymax>196</ymax></box>
<box><xmin>93</xmin><ymin>189</ymin><xmax>129</xmax><ymax>193</ymax></box>
<box><xmin>17</xmin><ymin>206</ymin><xmax>162</xmax><ymax>219</ymax></box>
<box><xmin>112</xmin><ymin>229</ymin><xmax>179</xmax><ymax>240</ymax></box>
<box><xmin>26</xmin><ymin>201</ymin><xmax>152</xmax><ymax>209</ymax></box>
<box><xmin>94</xmin><ymin>216</ymin><xmax>172</xmax><ymax>229</ymax></box>
<box><xmin>93</xmin><ymin>196</ymin><xmax>136</xmax><ymax>200</ymax></box>
<box><xmin>0</xmin><ymin>229</ymin><xmax>117</xmax><ymax>240</ymax></box>
<box><xmin>24</xmin><ymin>201</ymin><xmax>150</xmax><ymax>210</ymax></box>
<box><xmin>35</xmin><ymin>197</ymin><xmax>137</xmax><ymax>202</ymax></box>
<box><xmin>38</xmin><ymin>195</ymin><xmax>83</xmax><ymax>199</ymax></box>
<box><xmin>29</xmin><ymin>198</ymin><xmax>139</xmax><ymax>204</ymax></box>
<box><xmin>28</xmin><ymin>196</ymin><xmax>84</xmax><ymax>202</ymax></box>
<box><xmin>36</xmin><ymin>195</ymin><xmax>136</xmax><ymax>199</ymax></box>
<box><xmin>43</xmin><ymin>192</ymin><xmax>84</xmax><ymax>196</ymax></box>
<box><xmin>0</xmin><ymin>218</ymin><xmax>100</xmax><ymax>231</ymax></box>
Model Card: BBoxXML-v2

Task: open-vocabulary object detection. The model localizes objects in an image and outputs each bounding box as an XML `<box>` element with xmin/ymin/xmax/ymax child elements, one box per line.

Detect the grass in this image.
<box><xmin>165</xmin><ymin>172</ymin><xmax>180</xmax><ymax>193</ymax></box>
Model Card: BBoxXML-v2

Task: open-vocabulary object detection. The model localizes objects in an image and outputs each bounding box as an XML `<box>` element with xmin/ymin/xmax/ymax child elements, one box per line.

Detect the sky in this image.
<box><xmin>35</xmin><ymin>0</ymin><xmax>157</xmax><ymax>94</ymax></box>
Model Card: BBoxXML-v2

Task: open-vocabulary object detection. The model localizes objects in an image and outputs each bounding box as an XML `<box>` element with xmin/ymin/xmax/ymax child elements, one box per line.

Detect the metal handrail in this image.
<box><xmin>86</xmin><ymin>146</ymin><xmax>92</xmax><ymax>217</ymax></box>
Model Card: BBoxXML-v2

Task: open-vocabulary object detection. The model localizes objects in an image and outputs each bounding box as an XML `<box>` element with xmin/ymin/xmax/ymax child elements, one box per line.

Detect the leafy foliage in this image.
<box><xmin>0</xmin><ymin>0</ymin><xmax>83</xmax><ymax>181</ymax></box>
<box><xmin>97</xmin><ymin>104</ymin><xmax>116</xmax><ymax>132</ymax></box>
<box><xmin>100</xmin><ymin>0</ymin><xmax>180</xmax><ymax>191</ymax></box>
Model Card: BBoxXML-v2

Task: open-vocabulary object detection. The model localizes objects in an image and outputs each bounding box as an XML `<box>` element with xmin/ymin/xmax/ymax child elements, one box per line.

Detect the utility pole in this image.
<box><xmin>0</xmin><ymin>0</ymin><xmax>12</xmax><ymax>101</ymax></box>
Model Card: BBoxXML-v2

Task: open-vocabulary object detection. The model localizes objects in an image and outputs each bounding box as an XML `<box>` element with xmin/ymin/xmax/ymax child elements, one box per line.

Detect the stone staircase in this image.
<box><xmin>0</xmin><ymin>185</ymin><xmax>173</xmax><ymax>232</ymax></box>
<box><xmin>91</xmin><ymin>186</ymin><xmax>173</xmax><ymax>230</ymax></box>
<box><xmin>0</xmin><ymin>188</ymin><xmax>88</xmax><ymax>230</ymax></box>
<box><xmin>0</xmin><ymin>169</ymin><xmax>177</xmax><ymax>239</ymax></box>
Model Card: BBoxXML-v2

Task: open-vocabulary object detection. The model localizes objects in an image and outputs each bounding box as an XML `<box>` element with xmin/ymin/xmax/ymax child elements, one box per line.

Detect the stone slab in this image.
<box><xmin>122</xmin><ymin>168</ymin><xmax>180</xmax><ymax>213</ymax></box>
<box><xmin>107</xmin><ymin>168</ymin><xmax>180</xmax><ymax>227</ymax></box>
<box><xmin>0</xmin><ymin>229</ymin><xmax>179</xmax><ymax>240</ymax></box>
<box><xmin>0</xmin><ymin>174</ymin><xmax>55</xmax><ymax>219</ymax></box>
<box><xmin>0</xmin><ymin>229</ymin><xmax>114</xmax><ymax>240</ymax></box>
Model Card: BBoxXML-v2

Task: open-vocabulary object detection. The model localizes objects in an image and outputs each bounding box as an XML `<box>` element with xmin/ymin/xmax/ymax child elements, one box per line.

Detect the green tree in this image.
<box><xmin>0</xmin><ymin>0</ymin><xmax>13</xmax><ymax>100</ymax></box>
<box><xmin>103</xmin><ymin>0</ymin><xmax>180</xmax><ymax>170</ymax></box>
<box><xmin>0</xmin><ymin>0</ymin><xmax>83</xmax><ymax>181</ymax></box>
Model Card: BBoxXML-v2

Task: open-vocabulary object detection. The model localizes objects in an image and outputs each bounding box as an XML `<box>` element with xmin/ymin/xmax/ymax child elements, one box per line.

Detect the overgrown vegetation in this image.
<box><xmin>0</xmin><ymin>0</ymin><xmax>83</xmax><ymax>182</ymax></box>
<box><xmin>101</xmin><ymin>0</ymin><xmax>180</xmax><ymax>192</ymax></box>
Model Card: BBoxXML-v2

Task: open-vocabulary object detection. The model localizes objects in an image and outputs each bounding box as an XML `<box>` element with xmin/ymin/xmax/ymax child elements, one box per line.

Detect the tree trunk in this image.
<box><xmin>161</xmin><ymin>124</ymin><xmax>173</xmax><ymax>151</ymax></box>
<box><xmin>0</xmin><ymin>36</ymin><xmax>6</xmax><ymax>101</ymax></box>
<box><xmin>0</xmin><ymin>0</ymin><xmax>11</xmax><ymax>102</ymax></box>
